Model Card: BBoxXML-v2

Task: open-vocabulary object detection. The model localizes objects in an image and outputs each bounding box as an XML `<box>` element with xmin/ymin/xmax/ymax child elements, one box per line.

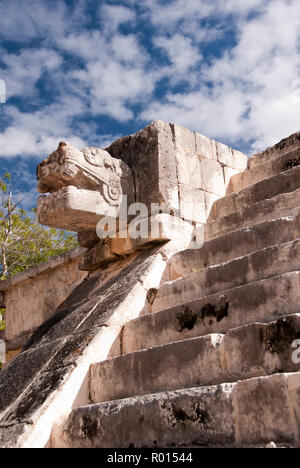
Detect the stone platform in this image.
<box><xmin>0</xmin><ymin>123</ymin><xmax>299</xmax><ymax>448</ymax></box>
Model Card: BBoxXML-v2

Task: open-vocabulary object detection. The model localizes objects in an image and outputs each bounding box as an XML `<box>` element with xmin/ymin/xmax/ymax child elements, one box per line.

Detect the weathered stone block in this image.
<box><xmin>200</xmin><ymin>158</ymin><xmax>226</xmax><ymax>196</ymax></box>
<box><xmin>37</xmin><ymin>186</ymin><xmax>118</xmax><ymax>232</ymax></box>
<box><xmin>0</xmin><ymin>248</ymin><xmax>86</xmax><ymax>349</ymax></box>
<box><xmin>157</xmin><ymin>178</ymin><xmax>179</xmax><ymax>212</ymax></box>
<box><xmin>90</xmin><ymin>334</ymin><xmax>225</xmax><ymax>403</ymax></box>
<box><xmin>175</xmin><ymin>149</ymin><xmax>202</xmax><ymax>188</ymax></box>
<box><xmin>224</xmin><ymin>315</ymin><xmax>300</xmax><ymax>381</ymax></box>
<box><xmin>228</xmin><ymin>147</ymin><xmax>300</xmax><ymax>194</ymax></box>
<box><xmin>123</xmin><ymin>272</ymin><xmax>300</xmax><ymax>353</ymax></box>
<box><xmin>224</xmin><ymin>166</ymin><xmax>240</xmax><ymax>189</ymax></box>
<box><xmin>107</xmin><ymin>121</ymin><xmax>178</xmax><ymax>213</ymax></box>
<box><xmin>35</xmin><ymin>122</ymin><xmax>249</xmax><ymax>237</ymax></box>
<box><xmin>216</xmin><ymin>141</ymin><xmax>247</xmax><ymax>171</ymax></box>
<box><xmin>77</xmin><ymin>230</ymin><xmax>99</xmax><ymax>248</ymax></box>
<box><xmin>110</xmin><ymin>214</ymin><xmax>193</xmax><ymax>255</ymax></box>
<box><xmin>170</xmin><ymin>215</ymin><xmax>299</xmax><ymax>278</ymax></box>
<box><xmin>204</xmin><ymin>192</ymin><xmax>219</xmax><ymax>220</ymax></box>
<box><xmin>195</xmin><ymin>132</ymin><xmax>217</xmax><ymax>160</ymax></box>
<box><xmin>153</xmin><ymin>239</ymin><xmax>300</xmax><ymax>314</ymax></box>
<box><xmin>171</xmin><ymin>123</ymin><xmax>196</xmax><ymax>152</ymax></box>
<box><xmin>179</xmin><ymin>185</ymin><xmax>206</xmax><ymax>223</ymax></box>
<box><xmin>0</xmin><ymin>340</ymin><xmax>64</xmax><ymax>414</ymax></box>
<box><xmin>248</xmin><ymin>130</ymin><xmax>300</xmax><ymax>169</ymax></box>
<box><xmin>236</xmin><ymin>374</ymin><xmax>295</xmax><ymax>446</ymax></box>
<box><xmin>205</xmin><ymin>187</ymin><xmax>300</xmax><ymax>241</ymax></box>
<box><xmin>286</xmin><ymin>372</ymin><xmax>300</xmax><ymax>444</ymax></box>
<box><xmin>79</xmin><ymin>242</ymin><xmax>118</xmax><ymax>271</ymax></box>
<box><xmin>156</xmin><ymin>122</ymin><xmax>179</xmax><ymax>183</ymax></box>
<box><xmin>213</xmin><ymin>165</ymin><xmax>300</xmax><ymax>220</ymax></box>
<box><xmin>61</xmin><ymin>384</ymin><xmax>237</xmax><ymax>448</ymax></box>
<box><xmin>139</xmin><ymin>176</ymin><xmax>180</xmax><ymax>215</ymax></box>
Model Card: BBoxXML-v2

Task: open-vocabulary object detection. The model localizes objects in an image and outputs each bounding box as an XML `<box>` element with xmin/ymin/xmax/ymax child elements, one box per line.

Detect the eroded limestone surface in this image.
<box><xmin>1</xmin><ymin>123</ymin><xmax>300</xmax><ymax>448</ymax></box>
<box><xmin>37</xmin><ymin>121</ymin><xmax>247</xmax><ymax>244</ymax></box>
<box><xmin>37</xmin><ymin>142</ymin><xmax>134</xmax><ymax>232</ymax></box>
<box><xmin>0</xmin><ymin>245</ymin><xmax>177</xmax><ymax>447</ymax></box>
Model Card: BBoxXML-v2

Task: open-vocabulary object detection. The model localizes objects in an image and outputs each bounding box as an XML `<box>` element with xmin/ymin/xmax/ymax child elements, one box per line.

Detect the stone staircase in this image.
<box><xmin>56</xmin><ymin>135</ymin><xmax>300</xmax><ymax>448</ymax></box>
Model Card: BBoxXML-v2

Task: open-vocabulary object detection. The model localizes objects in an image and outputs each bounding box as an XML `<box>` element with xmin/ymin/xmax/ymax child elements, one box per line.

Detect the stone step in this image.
<box><xmin>210</xmin><ymin>165</ymin><xmax>300</xmax><ymax>221</ymax></box>
<box><xmin>60</xmin><ymin>372</ymin><xmax>300</xmax><ymax>447</ymax></box>
<box><xmin>205</xmin><ymin>187</ymin><xmax>300</xmax><ymax>241</ymax></box>
<box><xmin>152</xmin><ymin>238</ymin><xmax>300</xmax><ymax>314</ymax></box>
<box><xmin>227</xmin><ymin>146</ymin><xmax>300</xmax><ymax>194</ymax></box>
<box><xmin>90</xmin><ymin>314</ymin><xmax>300</xmax><ymax>405</ymax></box>
<box><xmin>170</xmin><ymin>214</ymin><xmax>300</xmax><ymax>279</ymax></box>
<box><xmin>91</xmin><ymin>334</ymin><xmax>225</xmax><ymax>403</ymax></box>
<box><xmin>121</xmin><ymin>272</ymin><xmax>300</xmax><ymax>354</ymax></box>
<box><xmin>248</xmin><ymin>131</ymin><xmax>300</xmax><ymax>170</ymax></box>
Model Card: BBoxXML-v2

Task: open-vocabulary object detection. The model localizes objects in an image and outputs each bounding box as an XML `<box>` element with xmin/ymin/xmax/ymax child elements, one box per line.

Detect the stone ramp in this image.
<box><xmin>54</xmin><ymin>132</ymin><xmax>300</xmax><ymax>448</ymax></box>
<box><xmin>0</xmin><ymin>247</ymin><xmax>174</xmax><ymax>448</ymax></box>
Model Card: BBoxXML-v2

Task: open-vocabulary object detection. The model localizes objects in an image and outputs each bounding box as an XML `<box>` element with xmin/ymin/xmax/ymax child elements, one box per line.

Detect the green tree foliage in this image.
<box><xmin>0</xmin><ymin>173</ymin><xmax>78</xmax><ymax>280</ymax></box>
<box><xmin>0</xmin><ymin>173</ymin><xmax>78</xmax><ymax>370</ymax></box>
<box><xmin>0</xmin><ymin>173</ymin><xmax>78</xmax><ymax>368</ymax></box>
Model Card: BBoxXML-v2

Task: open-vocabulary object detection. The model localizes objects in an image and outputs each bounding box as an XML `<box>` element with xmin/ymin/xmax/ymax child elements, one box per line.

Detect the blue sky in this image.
<box><xmin>0</xmin><ymin>0</ymin><xmax>299</xmax><ymax>209</ymax></box>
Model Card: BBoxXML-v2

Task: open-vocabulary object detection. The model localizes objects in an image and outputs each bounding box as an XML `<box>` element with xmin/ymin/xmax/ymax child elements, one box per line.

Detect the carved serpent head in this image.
<box><xmin>37</xmin><ymin>142</ymin><xmax>132</xmax><ymax>207</ymax></box>
<box><xmin>36</xmin><ymin>142</ymin><xmax>134</xmax><ymax>232</ymax></box>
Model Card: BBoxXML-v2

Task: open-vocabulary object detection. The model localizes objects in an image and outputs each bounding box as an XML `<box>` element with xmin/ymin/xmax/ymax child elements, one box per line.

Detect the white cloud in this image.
<box><xmin>100</xmin><ymin>4</ymin><xmax>136</xmax><ymax>33</ymax></box>
<box><xmin>71</xmin><ymin>59</ymin><xmax>156</xmax><ymax>120</ymax></box>
<box><xmin>0</xmin><ymin>97</ymin><xmax>87</xmax><ymax>158</ymax></box>
<box><xmin>0</xmin><ymin>48</ymin><xmax>63</xmax><ymax>99</ymax></box>
<box><xmin>154</xmin><ymin>34</ymin><xmax>202</xmax><ymax>82</ymax></box>
<box><xmin>0</xmin><ymin>0</ymin><xmax>69</xmax><ymax>41</ymax></box>
<box><xmin>141</xmin><ymin>85</ymin><xmax>248</xmax><ymax>142</ymax></box>
<box><xmin>60</xmin><ymin>29</ymin><xmax>156</xmax><ymax>121</ymax></box>
<box><xmin>143</xmin><ymin>0</ymin><xmax>214</xmax><ymax>30</ymax></box>
<box><xmin>142</xmin><ymin>0</ymin><xmax>300</xmax><ymax>153</ymax></box>
<box><xmin>111</xmin><ymin>34</ymin><xmax>148</xmax><ymax>64</ymax></box>
<box><xmin>0</xmin><ymin>91</ymin><xmax>122</xmax><ymax>158</ymax></box>
<box><xmin>143</xmin><ymin>0</ymin><xmax>269</xmax><ymax>38</ymax></box>
<box><xmin>0</xmin><ymin>126</ymin><xmax>85</xmax><ymax>158</ymax></box>
<box><xmin>0</xmin><ymin>0</ymin><xmax>299</xmax><ymax>163</ymax></box>
<box><xmin>222</xmin><ymin>0</ymin><xmax>269</xmax><ymax>15</ymax></box>
<box><xmin>59</xmin><ymin>31</ymin><xmax>106</xmax><ymax>61</ymax></box>
<box><xmin>0</xmin><ymin>0</ymin><xmax>299</xmax><ymax>213</ymax></box>
<box><xmin>0</xmin><ymin>2</ymin><xmax>151</xmax><ymax>156</ymax></box>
